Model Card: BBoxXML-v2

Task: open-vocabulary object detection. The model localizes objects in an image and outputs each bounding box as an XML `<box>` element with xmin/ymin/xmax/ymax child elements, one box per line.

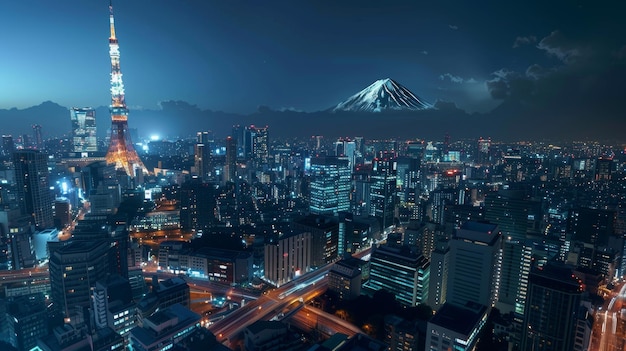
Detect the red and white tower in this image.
<box><xmin>105</xmin><ymin>2</ymin><xmax>148</xmax><ymax>177</ymax></box>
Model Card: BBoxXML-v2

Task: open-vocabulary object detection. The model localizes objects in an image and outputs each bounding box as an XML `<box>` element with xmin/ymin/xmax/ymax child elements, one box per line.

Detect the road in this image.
<box><xmin>208</xmin><ymin>265</ymin><xmax>331</xmax><ymax>346</ymax></box>
<box><xmin>591</xmin><ymin>282</ymin><xmax>626</xmax><ymax>351</ymax></box>
<box><xmin>288</xmin><ymin>305</ymin><xmax>362</xmax><ymax>338</ymax></box>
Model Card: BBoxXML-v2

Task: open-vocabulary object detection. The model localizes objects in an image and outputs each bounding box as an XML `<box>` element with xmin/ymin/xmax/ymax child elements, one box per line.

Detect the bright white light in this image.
<box><xmin>150</xmin><ymin>135</ymin><xmax>160</xmax><ymax>141</ymax></box>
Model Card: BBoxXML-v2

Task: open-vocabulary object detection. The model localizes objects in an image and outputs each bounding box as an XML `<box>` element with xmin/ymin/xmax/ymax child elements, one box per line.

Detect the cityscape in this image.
<box><xmin>1</xmin><ymin>1</ymin><xmax>626</xmax><ymax>351</ymax></box>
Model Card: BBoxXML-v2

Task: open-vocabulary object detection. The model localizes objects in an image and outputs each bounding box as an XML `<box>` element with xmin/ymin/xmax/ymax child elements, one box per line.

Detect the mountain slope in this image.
<box><xmin>333</xmin><ymin>78</ymin><xmax>432</xmax><ymax>112</ymax></box>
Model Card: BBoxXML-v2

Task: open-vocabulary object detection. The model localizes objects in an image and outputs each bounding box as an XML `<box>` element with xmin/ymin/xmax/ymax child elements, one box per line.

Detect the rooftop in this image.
<box><xmin>429</xmin><ymin>302</ymin><xmax>488</xmax><ymax>336</ymax></box>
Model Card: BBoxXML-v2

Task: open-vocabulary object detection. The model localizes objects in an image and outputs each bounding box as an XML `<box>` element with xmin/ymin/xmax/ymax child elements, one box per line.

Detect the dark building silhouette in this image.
<box><xmin>13</xmin><ymin>150</ymin><xmax>54</xmax><ymax>229</ymax></box>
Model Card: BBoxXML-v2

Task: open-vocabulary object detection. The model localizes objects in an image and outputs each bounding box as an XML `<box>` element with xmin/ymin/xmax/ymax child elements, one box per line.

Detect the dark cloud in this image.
<box><xmin>513</xmin><ymin>35</ymin><xmax>537</xmax><ymax>48</ymax></box>
<box><xmin>448</xmin><ymin>24</ymin><xmax>458</xmax><ymax>30</ymax></box>
<box><xmin>440</xmin><ymin>73</ymin><xmax>476</xmax><ymax>84</ymax></box>
<box><xmin>536</xmin><ymin>30</ymin><xmax>582</xmax><ymax>63</ymax></box>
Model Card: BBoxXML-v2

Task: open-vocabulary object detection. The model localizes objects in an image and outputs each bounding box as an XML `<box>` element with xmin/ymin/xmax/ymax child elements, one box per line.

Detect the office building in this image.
<box><xmin>13</xmin><ymin>150</ymin><xmax>54</xmax><ymax>229</ymax></box>
<box><xmin>249</xmin><ymin>125</ymin><xmax>269</xmax><ymax>164</ymax></box>
<box><xmin>309</xmin><ymin>156</ymin><xmax>351</xmax><ymax>216</ymax></box>
<box><xmin>292</xmin><ymin>214</ymin><xmax>339</xmax><ymax>268</ymax></box>
<box><xmin>70</xmin><ymin>107</ymin><xmax>97</xmax><ymax>153</ymax></box>
<box><xmin>32</xmin><ymin>124</ymin><xmax>43</xmax><ymax>150</ymax></box>
<box><xmin>365</xmin><ymin>244</ymin><xmax>430</xmax><ymax>307</ymax></box>
<box><xmin>384</xmin><ymin>314</ymin><xmax>425</xmax><ymax>351</ymax></box>
<box><xmin>194</xmin><ymin>131</ymin><xmax>213</xmax><ymax>181</ymax></box>
<box><xmin>179</xmin><ymin>179</ymin><xmax>218</xmax><ymax>231</ymax></box>
<box><xmin>2</xmin><ymin>135</ymin><xmax>15</xmax><ymax>156</ymax></box>
<box><xmin>521</xmin><ymin>263</ymin><xmax>585</xmax><ymax>351</ymax></box>
<box><xmin>128</xmin><ymin>304</ymin><xmax>201</xmax><ymax>351</ymax></box>
<box><xmin>49</xmin><ymin>240</ymin><xmax>111</xmax><ymax>318</ymax></box>
<box><xmin>568</xmin><ymin>207</ymin><xmax>616</xmax><ymax>247</ymax></box>
<box><xmin>6</xmin><ymin>293</ymin><xmax>49</xmax><ymax>351</ymax></box>
<box><xmin>426</xmin><ymin>302</ymin><xmax>488</xmax><ymax>351</ymax></box>
<box><xmin>428</xmin><ymin>239</ymin><xmax>450</xmax><ymax>311</ymax></box>
<box><xmin>370</xmin><ymin>157</ymin><xmax>397</xmax><ymax>231</ymax></box>
<box><xmin>264</xmin><ymin>231</ymin><xmax>311</xmax><ymax>287</ymax></box>
<box><xmin>447</xmin><ymin>221</ymin><xmax>502</xmax><ymax>308</ymax></box>
<box><xmin>497</xmin><ymin>239</ymin><xmax>533</xmax><ymax>316</ymax></box>
<box><xmin>243</xmin><ymin>321</ymin><xmax>302</xmax><ymax>351</ymax></box>
<box><xmin>137</xmin><ymin>277</ymin><xmax>190</xmax><ymax>323</ymax></box>
<box><xmin>334</xmin><ymin>138</ymin><xmax>357</xmax><ymax>168</ymax></box>
<box><xmin>92</xmin><ymin>274</ymin><xmax>137</xmax><ymax>337</ymax></box>
<box><xmin>224</xmin><ymin>136</ymin><xmax>237</xmax><ymax>182</ymax></box>
<box><xmin>328</xmin><ymin>259</ymin><xmax>362</xmax><ymax>301</ymax></box>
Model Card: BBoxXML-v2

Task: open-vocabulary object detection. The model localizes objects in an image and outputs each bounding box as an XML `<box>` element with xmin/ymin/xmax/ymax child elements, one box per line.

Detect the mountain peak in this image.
<box><xmin>333</xmin><ymin>78</ymin><xmax>432</xmax><ymax>112</ymax></box>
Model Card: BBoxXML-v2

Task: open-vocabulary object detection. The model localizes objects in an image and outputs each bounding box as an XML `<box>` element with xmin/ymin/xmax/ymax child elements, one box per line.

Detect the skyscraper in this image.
<box><xmin>447</xmin><ymin>221</ymin><xmax>502</xmax><ymax>308</ymax></box>
<box><xmin>104</xmin><ymin>3</ymin><xmax>148</xmax><ymax>177</ymax></box>
<box><xmin>370</xmin><ymin>157</ymin><xmax>397</xmax><ymax>231</ymax></box>
<box><xmin>309</xmin><ymin>156</ymin><xmax>351</xmax><ymax>216</ymax></box>
<box><xmin>1</xmin><ymin>135</ymin><xmax>14</xmax><ymax>157</ymax></box>
<box><xmin>13</xmin><ymin>150</ymin><xmax>54</xmax><ymax>229</ymax></box>
<box><xmin>49</xmin><ymin>240</ymin><xmax>111</xmax><ymax>318</ymax></box>
<box><xmin>366</xmin><ymin>244</ymin><xmax>430</xmax><ymax>307</ymax></box>
<box><xmin>249</xmin><ymin>125</ymin><xmax>269</xmax><ymax>164</ymax></box>
<box><xmin>70</xmin><ymin>107</ymin><xmax>97</xmax><ymax>153</ymax></box>
<box><xmin>521</xmin><ymin>263</ymin><xmax>585</xmax><ymax>351</ymax></box>
<box><xmin>32</xmin><ymin>124</ymin><xmax>43</xmax><ymax>150</ymax></box>
<box><xmin>194</xmin><ymin>131</ymin><xmax>213</xmax><ymax>181</ymax></box>
<box><xmin>224</xmin><ymin>136</ymin><xmax>237</xmax><ymax>182</ymax></box>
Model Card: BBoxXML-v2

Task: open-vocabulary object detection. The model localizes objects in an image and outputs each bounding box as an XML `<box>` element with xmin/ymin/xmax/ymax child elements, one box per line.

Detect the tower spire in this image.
<box><xmin>104</xmin><ymin>1</ymin><xmax>148</xmax><ymax>177</ymax></box>
<box><xmin>109</xmin><ymin>1</ymin><xmax>116</xmax><ymax>40</ymax></box>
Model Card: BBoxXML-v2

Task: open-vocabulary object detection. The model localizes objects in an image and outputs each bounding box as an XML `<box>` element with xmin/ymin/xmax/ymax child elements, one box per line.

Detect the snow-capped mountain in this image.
<box><xmin>333</xmin><ymin>78</ymin><xmax>432</xmax><ymax>112</ymax></box>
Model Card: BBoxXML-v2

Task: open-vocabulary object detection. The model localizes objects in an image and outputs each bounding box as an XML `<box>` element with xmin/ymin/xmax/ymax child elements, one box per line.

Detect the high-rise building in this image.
<box><xmin>497</xmin><ymin>239</ymin><xmax>533</xmax><ymax>316</ymax></box>
<box><xmin>521</xmin><ymin>263</ymin><xmax>585</xmax><ymax>351</ymax></box>
<box><xmin>309</xmin><ymin>156</ymin><xmax>351</xmax><ymax>216</ymax></box>
<box><xmin>224</xmin><ymin>136</ymin><xmax>237</xmax><ymax>182</ymax></box>
<box><xmin>6</xmin><ymin>294</ymin><xmax>49</xmax><ymax>351</ymax></box>
<box><xmin>93</xmin><ymin>274</ymin><xmax>137</xmax><ymax>337</ymax></box>
<box><xmin>447</xmin><ymin>221</ymin><xmax>502</xmax><ymax>308</ymax></box>
<box><xmin>179</xmin><ymin>179</ymin><xmax>217</xmax><ymax>231</ymax></box>
<box><xmin>568</xmin><ymin>207</ymin><xmax>616</xmax><ymax>247</ymax></box>
<box><xmin>248</xmin><ymin>125</ymin><xmax>269</xmax><ymax>164</ymax></box>
<box><xmin>328</xmin><ymin>260</ymin><xmax>362</xmax><ymax>301</ymax></box>
<box><xmin>370</xmin><ymin>157</ymin><xmax>397</xmax><ymax>231</ymax></box>
<box><xmin>70</xmin><ymin>107</ymin><xmax>97</xmax><ymax>153</ymax></box>
<box><xmin>335</xmin><ymin>138</ymin><xmax>356</xmax><ymax>168</ymax></box>
<box><xmin>396</xmin><ymin>156</ymin><xmax>420</xmax><ymax>204</ymax></box>
<box><xmin>13</xmin><ymin>150</ymin><xmax>54</xmax><ymax>229</ymax></box>
<box><xmin>1</xmin><ymin>135</ymin><xmax>15</xmax><ymax>157</ymax></box>
<box><xmin>49</xmin><ymin>240</ymin><xmax>111</xmax><ymax>319</ymax></box>
<box><xmin>366</xmin><ymin>244</ymin><xmax>430</xmax><ymax>307</ymax></box>
<box><xmin>32</xmin><ymin>124</ymin><xmax>43</xmax><ymax>150</ymax></box>
<box><xmin>128</xmin><ymin>304</ymin><xmax>201</xmax><ymax>351</ymax></box>
<box><xmin>428</xmin><ymin>239</ymin><xmax>449</xmax><ymax>311</ymax></box>
<box><xmin>264</xmin><ymin>231</ymin><xmax>311</xmax><ymax>287</ymax></box>
<box><xmin>484</xmin><ymin>190</ymin><xmax>542</xmax><ymax>241</ymax></box>
<box><xmin>104</xmin><ymin>3</ymin><xmax>148</xmax><ymax>177</ymax></box>
<box><xmin>194</xmin><ymin>131</ymin><xmax>213</xmax><ymax>181</ymax></box>
<box><xmin>292</xmin><ymin>214</ymin><xmax>339</xmax><ymax>268</ymax></box>
<box><xmin>426</xmin><ymin>302</ymin><xmax>488</xmax><ymax>351</ymax></box>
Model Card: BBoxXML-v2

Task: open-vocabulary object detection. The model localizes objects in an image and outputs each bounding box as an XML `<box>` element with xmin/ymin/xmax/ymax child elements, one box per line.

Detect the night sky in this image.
<box><xmin>1</xmin><ymin>0</ymin><xmax>625</xmax><ymax>137</ymax></box>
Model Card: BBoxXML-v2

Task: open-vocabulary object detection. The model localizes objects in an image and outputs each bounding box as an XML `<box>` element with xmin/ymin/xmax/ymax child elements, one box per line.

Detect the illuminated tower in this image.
<box><xmin>105</xmin><ymin>2</ymin><xmax>148</xmax><ymax>177</ymax></box>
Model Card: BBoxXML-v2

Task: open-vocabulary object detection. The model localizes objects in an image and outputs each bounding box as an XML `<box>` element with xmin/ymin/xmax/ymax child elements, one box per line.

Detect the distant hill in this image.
<box><xmin>1</xmin><ymin>97</ymin><xmax>624</xmax><ymax>142</ymax></box>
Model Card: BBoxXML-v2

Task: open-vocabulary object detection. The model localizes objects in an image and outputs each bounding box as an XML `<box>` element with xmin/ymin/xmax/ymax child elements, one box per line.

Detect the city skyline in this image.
<box><xmin>1</xmin><ymin>1</ymin><xmax>625</xmax><ymax>140</ymax></box>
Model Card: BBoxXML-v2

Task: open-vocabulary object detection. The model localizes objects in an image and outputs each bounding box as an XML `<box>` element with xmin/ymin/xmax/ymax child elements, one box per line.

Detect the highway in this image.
<box><xmin>208</xmin><ymin>265</ymin><xmax>331</xmax><ymax>346</ymax></box>
<box><xmin>591</xmin><ymin>282</ymin><xmax>626</xmax><ymax>351</ymax></box>
<box><xmin>288</xmin><ymin>305</ymin><xmax>362</xmax><ymax>337</ymax></box>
